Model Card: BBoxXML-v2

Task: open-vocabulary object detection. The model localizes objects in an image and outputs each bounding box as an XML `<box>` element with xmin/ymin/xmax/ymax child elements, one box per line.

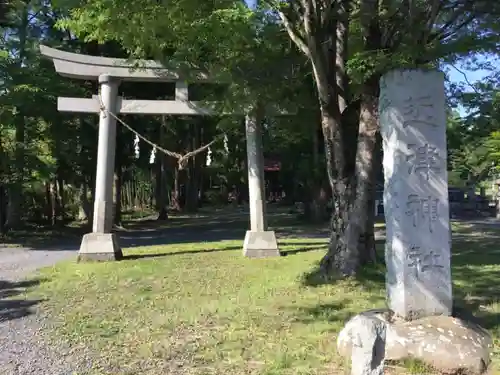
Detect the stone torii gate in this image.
<box><xmin>40</xmin><ymin>45</ymin><xmax>280</xmax><ymax>261</ymax></box>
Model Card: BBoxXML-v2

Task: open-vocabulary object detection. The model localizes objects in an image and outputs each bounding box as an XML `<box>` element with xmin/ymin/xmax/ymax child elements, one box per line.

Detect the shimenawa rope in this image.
<box><xmin>98</xmin><ymin>93</ymin><xmax>217</xmax><ymax>170</ymax></box>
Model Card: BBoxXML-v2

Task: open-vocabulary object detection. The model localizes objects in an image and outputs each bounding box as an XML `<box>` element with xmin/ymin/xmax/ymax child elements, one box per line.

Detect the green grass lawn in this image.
<box><xmin>25</xmin><ymin>223</ymin><xmax>500</xmax><ymax>375</ymax></box>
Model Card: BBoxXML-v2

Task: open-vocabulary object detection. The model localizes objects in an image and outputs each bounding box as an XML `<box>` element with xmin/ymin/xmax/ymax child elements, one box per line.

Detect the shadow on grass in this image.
<box><xmin>280</xmin><ymin>246</ymin><xmax>327</xmax><ymax>256</ymax></box>
<box><xmin>122</xmin><ymin>246</ymin><xmax>243</xmax><ymax>260</ymax></box>
<box><xmin>0</xmin><ymin>222</ymin><xmax>86</xmax><ymax>250</ymax></box>
<box><xmin>0</xmin><ymin>207</ymin><xmax>333</xmax><ymax>251</ymax></box>
<box><xmin>0</xmin><ymin>279</ymin><xmax>45</xmax><ymax>323</ymax></box>
<box><xmin>122</xmin><ymin>242</ymin><xmax>329</xmax><ymax>261</ymax></box>
<box><xmin>291</xmin><ymin>301</ymin><xmax>352</xmax><ymax>327</ymax></box>
<box><xmin>450</xmin><ymin>229</ymin><xmax>500</xmax><ymax>331</ymax></box>
<box><xmin>300</xmin><ymin>223</ymin><xmax>500</xmax><ymax>332</ymax></box>
<box><xmin>300</xmin><ymin>240</ymin><xmax>386</xmax><ymax>289</ymax></box>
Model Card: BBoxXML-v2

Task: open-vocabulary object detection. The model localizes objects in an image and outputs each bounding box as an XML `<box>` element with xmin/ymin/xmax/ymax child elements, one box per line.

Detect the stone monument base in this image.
<box><xmin>337</xmin><ymin>309</ymin><xmax>492</xmax><ymax>375</ymax></box>
<box><xmin>78</xmin><ymin>233</ymin><xmax>123</xmax><ymax>262</ymax></box>
<box><xmin>243</xmin><ymin>230</ymin><xmax>280</xmax><ymax>258</ymax></box>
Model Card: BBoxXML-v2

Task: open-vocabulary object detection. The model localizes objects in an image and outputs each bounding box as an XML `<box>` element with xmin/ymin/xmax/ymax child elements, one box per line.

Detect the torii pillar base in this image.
<box><xmin>243</xmin><ymin>230</ymin><xmax>280</xmax><ymax>258</ymax></box>
<box><xmin>77</xmin><ymin>233</ymin><xmax>123</xmax><ymax>262</ymax></box>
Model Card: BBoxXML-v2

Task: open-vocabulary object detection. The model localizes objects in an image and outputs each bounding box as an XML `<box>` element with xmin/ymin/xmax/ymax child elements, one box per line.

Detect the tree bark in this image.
<box><xmin>362</xmin><ymin>191</ymin><xmax>377</xmax><ymax>265</ymax></box>
<box><xmin>279</xmin><ymin>0</ymin><xmax>382</xmax><ymax>277</ymax></box>
<box><xmin>317</xmin><ymin>103</ymin><xmax>354</xmax><ymax>275</ymax></box>
<box><xmin>309</xmin><ymin>0</ymin><xmax>358</xmax><ymax>276</ymax></box>
<box><xmin>328</xmin><ymin>83</ymin><xmax>379</xmax><ymax>275</ymax></box>
<box><xmin>360</xmin><ymin>134</ymin><xmax>382</xmax><ymax>265</ymax></box>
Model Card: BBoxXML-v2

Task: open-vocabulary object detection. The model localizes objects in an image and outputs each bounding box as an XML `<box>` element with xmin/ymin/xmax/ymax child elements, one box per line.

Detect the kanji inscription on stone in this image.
<box><xmin>406</xmin><ymin>143</ymin><xmax>441</xmax><ymax>180</ymax></box>
<box><xmin>402</xmin><ymin>95</ymin><xmax>437</xmax><ymax>128</ymax></box>
<box><xmin>407</xmin><ymin>245</ymin><xmax>444</xmax><ymax>273</ymax></box>
<box><xmin>405</xmin><ymin>194</ymin><xmax>439</xmax><ymax>232</ymax></box>
<box><xmin>380</xmin><ymin>69</ymin><xmax>452</xmax><ymax>319</ymax></box>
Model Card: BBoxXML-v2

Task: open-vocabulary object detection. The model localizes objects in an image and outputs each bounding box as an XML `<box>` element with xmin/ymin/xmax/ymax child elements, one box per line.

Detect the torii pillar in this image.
<box><xmin>79</xmin><ymin>74</ymin><xmax>122</xmax><ymax>261</ymax></box>
<box><xmin>242</xmin><ymin>107</ymin><xmax>280</xmax><ymax>257</ymax></box>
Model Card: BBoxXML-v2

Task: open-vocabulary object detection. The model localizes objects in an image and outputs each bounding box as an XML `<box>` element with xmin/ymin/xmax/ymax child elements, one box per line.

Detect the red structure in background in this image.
<box><xmin>264</xmin><ymin>158</ymin><xmax>283</xmax><ymax>201</ymax></box>
<box><xmin>264</xmin><ymin>159</ymin><xmax>281</xmax><ymax>172</ymax></box>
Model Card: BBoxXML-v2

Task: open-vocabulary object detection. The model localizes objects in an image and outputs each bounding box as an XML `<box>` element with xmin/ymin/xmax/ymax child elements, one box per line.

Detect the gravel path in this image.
<box><xmin>0</xmin><ymin>246</ymin><xmax>89</xmax><ymax>375</ymax></box>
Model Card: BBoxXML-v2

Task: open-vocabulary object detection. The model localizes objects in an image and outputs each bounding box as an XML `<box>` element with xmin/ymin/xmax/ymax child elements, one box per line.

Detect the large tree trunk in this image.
<box><xmin>360</xmin><ymin>134</ymin><xmax>382</xmax><ymax>265</ymax></box>
<box><xmin>317</xmin><ymin>102</ymin><xmax>354</xmax><ymax>275</ymax></box>
<box><xmin>362</xmin><ymin>190</ymin><xmax>377</xmax><ymax>264</ymax></box>
<box><xmin>323</xmin><ymin>83</ymin><xmax>379</xmax><ymax>275</ymax></box>
<box><xmin>279</xmin><ymin>0</ymin><xmax>381</xmax><ymax>277</ymax></box>
<box><xmin>319</xmin><ymin>0</ymin><xmax>383</xmax><ymax>276</ymax></box>
<box><xmin>356</xmin><ymin>0</ymin><xmax>382</xmax><ymax>265</ymax></box>
<box><xmin>350</xmin><ymin>91</ymin><xmax>379</xmax><ymax>266</ymax></box>
<box><xmin>308</xmin><ymin>0</ymin><xmax>359</xmax><ymax>276</ymax></box>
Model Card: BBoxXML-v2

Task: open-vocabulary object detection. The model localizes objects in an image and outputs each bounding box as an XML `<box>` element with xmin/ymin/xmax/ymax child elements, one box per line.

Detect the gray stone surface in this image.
<box><xmin>243</xmin><ymin>230</ymin><xmax>280</xmax><ymax>257</ymax></box>
<box><xmin>349</xmin><ymin>313</ymin><xmax>386</xmax><ymax>375</ymax></box>
<box><xmin>39</xmin><ymin>44</ymin><xmax>214</xmax><ymax>82</ymax></box>
<box><xmin>93</xmin><ymin>74</ymin><xmax>120</xmax><ymax>234</ymax></box>
<box><xmin>338</xmin><ymin>310</ymin><xmax>492</xmax><ymax>375</ymax></box>
<box><xmin>379</xmin><ymin>69</ymin><xmax>452</xmax><ymax>319</ymax></box>
<box><xmin>78</xmin><ymin>233</ymin><xmax>122</xmax><ymax>261</ymax></box>
<box><xmin>245</xmin><ymin>110</ymin><xmax>268</xmax><ymax>233</ymax></box>
<box><xmin>58</xmin><ymin>95</ymin><xmax>217</xmax><ymax>115</ymax></box>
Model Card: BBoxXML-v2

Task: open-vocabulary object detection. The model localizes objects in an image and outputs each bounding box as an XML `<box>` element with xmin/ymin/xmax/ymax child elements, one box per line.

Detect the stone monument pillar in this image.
<box><xmin>78</xmin><ymin>74</ymin><xmax>123</xmax><ymax>261</ymax></box>
<box><xmin>380</xmin><ymin>69</ymin><xmax>452</xmax><ymax>320</ymax></box>
<box><xmin>243</xmin><ymin>108</ymin><xmax>280</xmax><ymax>257</ymax></box>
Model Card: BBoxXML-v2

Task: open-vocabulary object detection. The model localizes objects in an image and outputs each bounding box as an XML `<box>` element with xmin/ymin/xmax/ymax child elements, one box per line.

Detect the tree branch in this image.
<box><xmin>321</xmin><ymin>0</ymin><xmax>339</xmax><ymax>27</ymax></box>
<box><xmin>277</xmin><ymin>8</ymin><xmax>311</xmax><ymax>57</ymax></box>
<box><xmin>427</xmin><ymin>0</ymin><xmax>476</xmax><ymax>43</ymax></box>
<box><xmin>302</xmin><ymin>0</ymin><xmax>315</xmax><ymax>41</ymax></box>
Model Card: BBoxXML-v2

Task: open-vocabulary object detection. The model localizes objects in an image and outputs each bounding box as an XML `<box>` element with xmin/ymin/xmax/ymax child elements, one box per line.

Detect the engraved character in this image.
<box><xmin>407</xmin><ymin>245</ymin><xmax>421</xmax><ymax>269</ymax></box>
<box><xmin>402</xmin><ymin>95</ymin><xmax>437</xmax><ymax>128</ymax></box>
<box><xmin>421</xmin><ymin>250</ymin><xmax>444</xmax><ymax>272</ymax></box>
<box><xmin>422</xmin><ymin>197</ymin><xmax>439</xmax><ymax>232</ymax></box>
<box><xmin>406</xmin><ymin>194</ymin><xmax>421</xmax><ymax>228</ymax></box>
<box><xmin>405</xmin><ymin>194</ymin><xmax>439</xmax><ymax>232</ymax></box>
<box><xmin>406</xmin><ymin>144</ymin><xmax>441</xmax><ymax>180</ymax></box>
<box><xmin>407</xmin><ymin>246</ymin><xmax>444</xmax><ymax>274</ymax></box>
